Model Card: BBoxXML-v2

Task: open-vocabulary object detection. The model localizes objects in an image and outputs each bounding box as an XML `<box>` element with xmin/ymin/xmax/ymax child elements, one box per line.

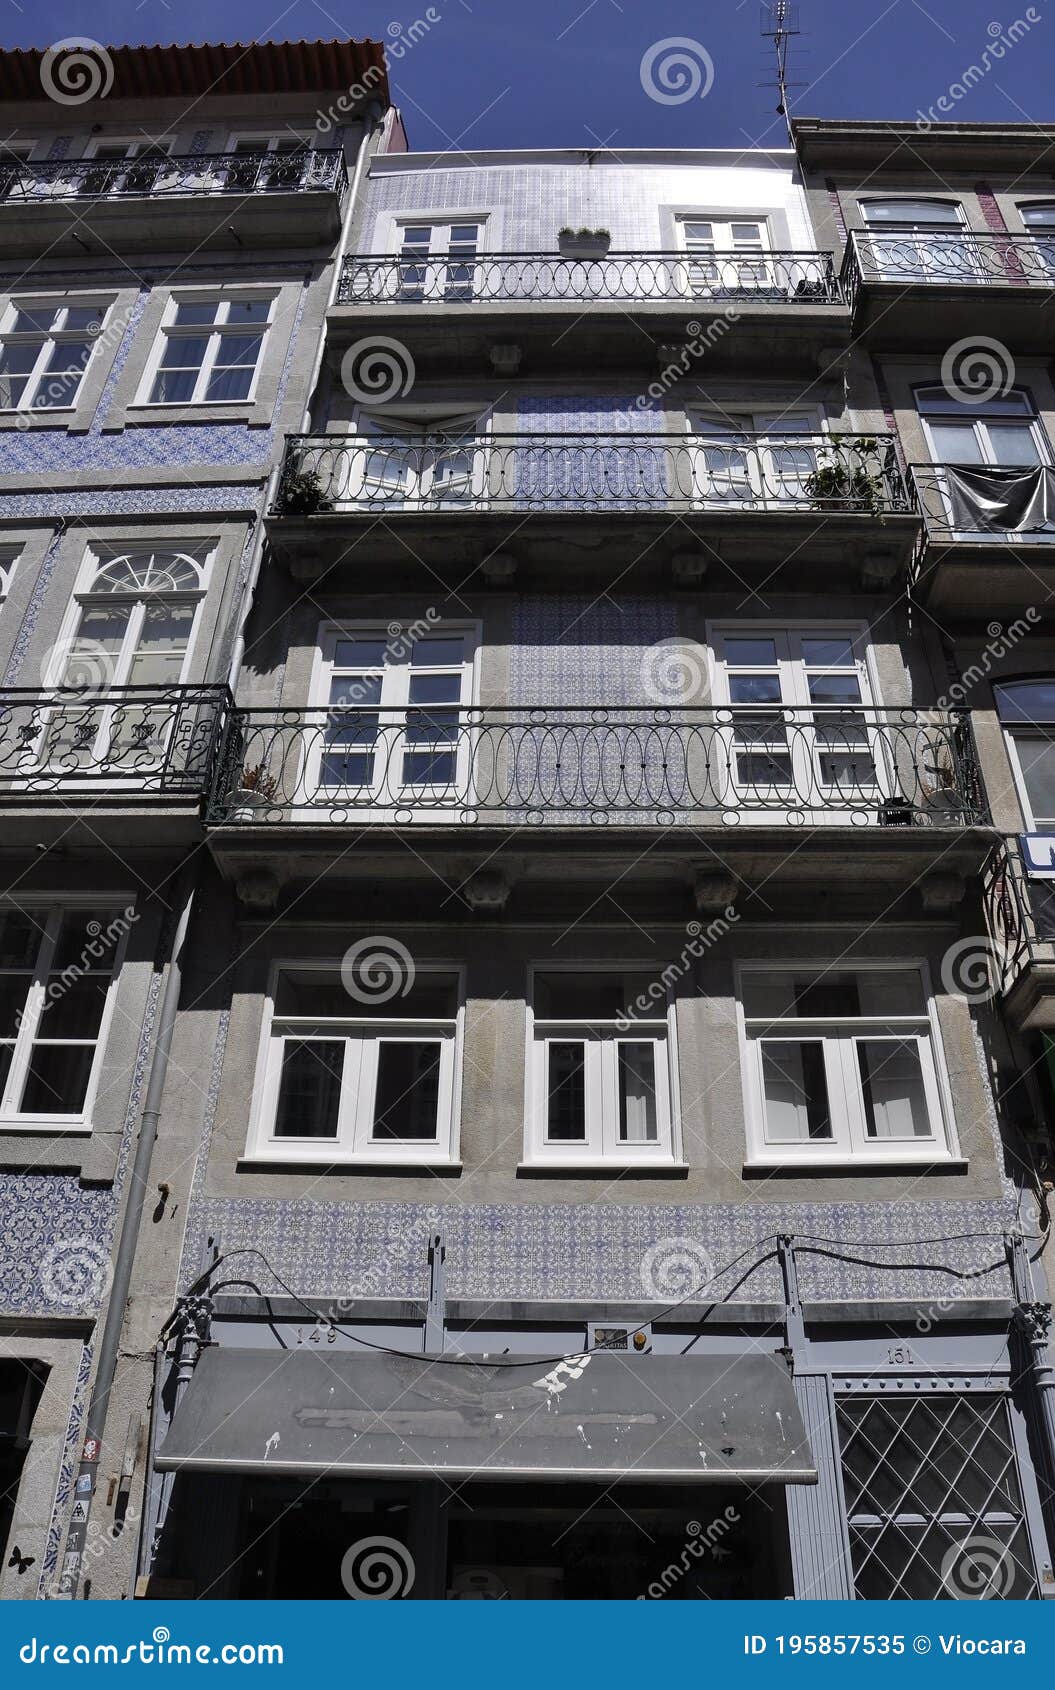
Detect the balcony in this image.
<box><xmin>910</xmin><ymin>463</ymin><xmax>1055</xmax><ymax>610</ymax></box>
<box><xmin>331</xmin><ymin>249</ymin><xmax>846</xmax><ymax>374</ymax></box>
<box><xmin>0</xmin><ymin>150</ymin><xmax>348</xmax><ymax>256</ymax></box>
<box><xmin>268</xmin><ymin>431</ymin><xmax>918</xmax><ymax>584</ymax></box>
<box><xmin>842</xmin><ymin>229</ymin><xmax>1055</xmax><ymax>348</ymax></box>
<box><xmin>983</xmin><ymin>836</ymin><xmax>1055</xmax><ymax>1029</ymax></box>
<box><xmin>207</xmin><ymin>703</ymin><xmax>986</xmax><ymax>825</ymax></box>
<box><xmin>0</xmin><ymin>685</ymin><xmax>228</xmax><ymax>849</ymax></box>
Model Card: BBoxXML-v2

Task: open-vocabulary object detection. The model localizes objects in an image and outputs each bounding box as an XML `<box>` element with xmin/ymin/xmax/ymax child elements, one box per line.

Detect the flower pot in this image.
<box><xmin>558</xmin><ymin>234</ymin><xmax>611</xmax><ymax>260</ymax></box>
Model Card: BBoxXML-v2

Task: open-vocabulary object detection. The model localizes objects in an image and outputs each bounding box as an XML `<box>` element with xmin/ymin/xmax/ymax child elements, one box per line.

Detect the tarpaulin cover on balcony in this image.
<box><xmin>944</xmin><ymin>463</ymin><xmax>1055</xmax><ymax>533</ymax></box>
<box><xmin>155</xmin><ymin>1345</ymin><xmax>817</xmax><ymax>1484</ymax></box>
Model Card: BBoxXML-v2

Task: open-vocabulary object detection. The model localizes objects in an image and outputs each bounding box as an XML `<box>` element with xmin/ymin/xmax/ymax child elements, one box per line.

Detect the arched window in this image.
<box><xmin>55</xmin><ymin>547</ymin><xmax>209</xmax><ymax>692</ymax></box>
<box><xmin>994</xmin><ymin>679</ymin><xmax>1055</xmax><ymax>828</ymax></box>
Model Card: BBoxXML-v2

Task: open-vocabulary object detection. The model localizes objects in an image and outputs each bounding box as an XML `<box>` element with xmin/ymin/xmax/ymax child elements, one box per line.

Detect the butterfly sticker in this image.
<box><xmin>7</xmin><ymin>1545</ymin><xmax>35</xmax><ymax>1575</ymax></box>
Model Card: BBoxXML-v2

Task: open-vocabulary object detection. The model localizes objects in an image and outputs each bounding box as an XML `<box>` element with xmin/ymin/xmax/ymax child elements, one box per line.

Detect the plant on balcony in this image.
<box><xmin>920</xmin><ymin>751</ymin><xmax>963</xmax><ymax>820</ymax></box>
<box><xmin>231</xmin><ymin>763</ymin><xmax>278</xmax><ymax>821</ymax></box>
<box><xmin>558</xmin><ymin>226</ymin><xmax>612</xmax><ymax>259</ymax></box>
<box><xmin>803</xmin><ymin>437</ymin><xmax>886</xmax><ymax>514</ymax></box>
<box><xmin>275</xmin><ymin>465</ymin><xmax>330</xmax><ymax>516</ymax></box>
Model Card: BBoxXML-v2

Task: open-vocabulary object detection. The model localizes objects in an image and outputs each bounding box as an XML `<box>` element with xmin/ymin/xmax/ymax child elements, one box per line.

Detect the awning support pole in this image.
<box><xmin>1006</xmin><ymin>1230</ymin><xmax>1055</xmax><ymax>1557</ymax></box>
<box><xmin>425</xmin><ymin>1231</ymin><xmax>447</xmax><ymax>1354</ymax></box>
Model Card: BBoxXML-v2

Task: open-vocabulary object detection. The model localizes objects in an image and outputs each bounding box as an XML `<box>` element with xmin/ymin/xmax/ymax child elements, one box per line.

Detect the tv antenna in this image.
<box><xmin>760</xmin><ymin>3</ymin><xmax>805</xmax><ymax>142</ymax></box>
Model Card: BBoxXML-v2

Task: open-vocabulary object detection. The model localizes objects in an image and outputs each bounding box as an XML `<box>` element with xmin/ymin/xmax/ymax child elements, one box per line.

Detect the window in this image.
<box><xmin>687</xmin><ymin>408</ymin><xmax>820</xmax><ymax>505</ymax></box>
<box><xmin>712</xmin><ymin>624</ymin><xmax>879</xmax><ymax>803</ymax></box>
<box><xmin>342</xmin><ymin>412</ymin><xmax>489</xmax><ymax>510</ymax></box>
<box><xmin>0</xmin><ymin>902</ymin><xmax>129</xmax><ymax>1130</ymax></box>
<box><xmin>526</xmin><ymin>969</ymin><xmax>677</xmax><ymax>1165</ymax></box>
<box><xmin>0</xmin><ymin>545</ymin><xmax>19</xmax><ymax>609</ymax></box>
<box><xmin>677</xmin><ymin>217</ymin><xmax>772</xmax><ymax>294</ymax></box>
<box><xmin>858</xmin><ymin>199</ymin><xmax>979</xmax><ymax>281</ymax></box>
<box><xmin>80</xmin><ymin>136</ymin><xmax>174</xmax><ymax>195</ymax></box>
<box><xmin>837</xmin><ymin>1394</ymin><xmax>1039</xmax><ymax>1599</ymax></box>
<box><xmin>312</xmin><ymin>622</ymin><xmax>475</xmax><ymax>803</ymax></box>
<box><xmin>0</xmin><ymin>299</ymin><xmax>111</xmax><ymax>412</ymax></box>
<box><xmin>249</xmin><ymin>966</ymin><xmax>461</xmax><ymax>1164</ymax></box>
<box><xmin>223</xmin><ymin>135</ymin><xmax>311</xmax><ymax>192</ymax></box>
<box><xmin>916</xmin><ymin>387</ymin><xmax>1047</xmax><ymax>468</ymax></box>
<box><xmin>395</xmin><ymin>221</ymin><xmax>483</xmax><ymax>301</ymax></box>
<box><xmin>139</xmin><ymin>295</ymin><xmax>274</xmax><ymax>406</ymax></box>
<box><xmin>994</xmin><ymin>679</ymin><xmax>1055</xmax><ymax>829</ymax></box>
<box><xmin>42</xmin><ymin>546</ymin><xmax>209</xmax><ymax>767</ymax></box>
<box><xmin>739</xmin><ymin>964</ymin><xmax>954</xmax><ymax>1165</ymax></box>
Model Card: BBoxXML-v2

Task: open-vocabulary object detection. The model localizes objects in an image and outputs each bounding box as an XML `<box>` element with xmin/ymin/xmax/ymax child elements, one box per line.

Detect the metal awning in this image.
<box><xmin>156</xmin><ymin>1346</ymin><xmax>817</xmax><ymax>1485</ymax></box>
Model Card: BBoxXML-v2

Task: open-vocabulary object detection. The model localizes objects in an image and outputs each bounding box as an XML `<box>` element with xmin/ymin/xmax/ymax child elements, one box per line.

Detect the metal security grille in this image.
<box><xmin>836</xmin><ymin>1393</ymin><xmax>1038</xmax><ymax>1599</ymax></box>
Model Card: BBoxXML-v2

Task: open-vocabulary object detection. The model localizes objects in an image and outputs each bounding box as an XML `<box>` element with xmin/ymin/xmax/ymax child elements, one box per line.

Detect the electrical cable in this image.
<box><xmin>169</xmin><ymin>1223</ymin><xmax>1034</xmax><ymax>1369</ymax></box>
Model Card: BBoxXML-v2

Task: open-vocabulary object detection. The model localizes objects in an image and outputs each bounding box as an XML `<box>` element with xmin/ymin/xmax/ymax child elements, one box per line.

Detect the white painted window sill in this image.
<box><xmin>0</xmin><ymin>1117</ymin><xmax>92</xmax><ymax>1135</ymax></box>
<box><xmin>517</xmin><ymin>1160</ymin><xmax>688</xmax><ymax>1176</ymax></box>
<box><xmin>743</xmin><ymin>1155</ymin><xmax>967</xmax><ymax>1173</ymax></box>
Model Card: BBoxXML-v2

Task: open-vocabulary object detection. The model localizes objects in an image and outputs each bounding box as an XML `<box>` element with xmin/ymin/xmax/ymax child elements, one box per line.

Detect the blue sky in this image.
<box><xmin>6</xmin><ymin>0</ymin><xmax>1050</xmax><ymax>151</ymax></box>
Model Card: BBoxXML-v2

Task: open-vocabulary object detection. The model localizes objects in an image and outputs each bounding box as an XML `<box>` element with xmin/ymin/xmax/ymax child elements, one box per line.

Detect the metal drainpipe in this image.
<box><xmin>56</xmin><ymin>864</ymin><xmax>197</xmax><ymax>1600</ymax></box>
<box><xmin>224</xmin><ymin>107</ymin><xmax>384</xmax><ymax>696</ymax></box>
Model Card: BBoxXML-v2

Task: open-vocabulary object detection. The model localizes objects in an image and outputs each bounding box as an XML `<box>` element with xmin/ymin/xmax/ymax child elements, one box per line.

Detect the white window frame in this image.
<box><xmin>737</xmin><ymin>959</ymin><xmax>958</xmax><ymax>1168</ymax></box>
<box><xmin>917</xmin><ymin>386</ymin><xmax>1050</xmax><ymax>469</ymax></box>
<box><xmin>524</xmin><ymin>964</ymin><xmax>681</xmax><ymax>1168</ymax></box>
<box><xmin>0</xmin><ymin>295</ymin><xmax>114</xmax><ymax>414</ymax></box>
<box><xmin>225</xmin><ymin>130</ymin><xmax>311</xmax><ymax>154</ymax></box>
<box><xmin>304</xmin><ymin>618</ymin><xmax>480</xmax><ymax>815</ymax></box>
<box><xmin>676</xmin><ymin>215</ymin><xmax>774</xmax><ymax>294</ymax></box>
<box><xmin>709</xmin><ymin>619</ymin><xmax>885</xmax><ymax>818</ymax></box>
<box><xmin>244</xmin><ymin>961</ymin><xmax>464</xmax><ymax>1166</ymax></box>
<box><xmin>134</xmin><ymin>290</ymin><xmax>276</xmax><ymax>409</ymax></box>
<box><xmin>858</xmin><ymin>198</ymin><xmax>982</xmax><ymax>281</ymax></box>
<box><xmin>342</xmin><ymin>405</ymin><xmax>492</xmax><ymax>510</ymax></box>
<box><xmin>0</xmin><ymin>896</ymin><xmax>132</xmax><ymax>1135</ymax></box>
<box><xmin>686</xmin><ymin>405</ymin><xmax>824</xmax><ymax>506</ymax></box>
<box><xmin>993</xmin><ymin>681</ymin><xmax>1055</xmax><ymax>830</ymax></box>
<box><xmin>45</xmin><ymin>542</ymin><xmax>212</xmax><ymax>691</ymax></box>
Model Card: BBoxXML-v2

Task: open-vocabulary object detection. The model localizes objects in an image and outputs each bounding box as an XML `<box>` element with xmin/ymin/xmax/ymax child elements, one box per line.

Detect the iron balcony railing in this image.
<box><xmin>983</xmin><ymin>836</ymin><xmax>1055</xmax><ymax>999</ymax></box>
<box><xmin>912</xmin><ymin>462</ymin><xmax>1055</xmax><ymax>543</ymax></box>
<box><xmin>206</xmin><ymin>705</ymin><xmax>984</xmax><ymax>827</ymax></box>
<box><xmin>842</xmin><ymin>228</ymin><xmax>1055</xmax><ymax>308</ymax></box>
<box><xmin>338</xmin><ymin>249</ymin><xmax>840</xmax><ymax>306</ymax></box>
<box><xmin>0</xmin><ymin>685</ymin><xmax>229</xmax><ymax>795</ymax></box>
<box><xmin>273</xmin><ymin>431</ymin><xmax>911</xmax><ymax>518</ymax></box>
<box><xmin>0</xmin><ymin>149</ymin><xmax>347</xmax><ymax>205</ymax></box>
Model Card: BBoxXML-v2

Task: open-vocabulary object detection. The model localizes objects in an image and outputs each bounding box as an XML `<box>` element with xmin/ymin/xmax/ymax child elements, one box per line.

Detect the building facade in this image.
<box><xmin>1</xmin><ymin>58</ymin><xmax>1054</xmax><ymax>1602</ymax></box>
<box><xmin>0</xmin><ymin>37</ymin><xmax>395</xmax><ymax>1600</ymax></box>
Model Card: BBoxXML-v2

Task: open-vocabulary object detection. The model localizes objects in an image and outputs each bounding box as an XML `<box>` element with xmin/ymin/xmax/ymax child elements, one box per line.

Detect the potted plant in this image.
<box><xmin>232</xmin><ymin>763</ymin><xmax>277</xmax><ymax>822</ymax></box>
<box><xmin>558</xmin><ymin>226</ymin><xmax>611</xmax><ymax>260</ymax></box>
<box><xmin>804</xmin><ymin>438</ymin><xmax>886</xmax><ymax>514</ymax></box>
<box><xmin>920</xmin><ymin>752</ymin><xmax>962</xmax><ymax>822</ymax></box>
<box><xmin>275</xmin><ymin>465</ymin><xmax>330</xmax><ymax>516</ymax></box>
